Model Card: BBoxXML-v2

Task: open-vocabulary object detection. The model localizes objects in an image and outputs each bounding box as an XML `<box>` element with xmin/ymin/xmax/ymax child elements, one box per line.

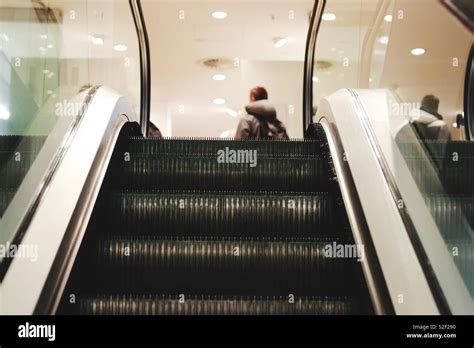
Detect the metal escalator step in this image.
<box><xmin>126</xmin><ymin>137</ymin><xmax>323</xmax><ymax>157</ymax></box>
<box><xmin>426</xmin><ymin>195</ymin><xmax>474</xmax><ymax>238</ymax></box>
<box><xmin>94</xmin><ymin>237</ymin><xmax>358</xmax><ymax>295</ymax></box>
<box><xmin>79</xmin><ymin>294</ymin><xmax>360</xmax><ymax>315</ymax></box>
<box><xmin>119</xmin><ymin>155</ymin><xmax>328</xmax><ymax>191</ymax></box>
<box><xmin>105</xmin><ymin>191</ymin><xmax>337</xmax><ymax>237</ymax></box>
<box><xmin>397</xmin><ymin>140</ymin><xmax>474</xmax><ymax>194</ymax></box>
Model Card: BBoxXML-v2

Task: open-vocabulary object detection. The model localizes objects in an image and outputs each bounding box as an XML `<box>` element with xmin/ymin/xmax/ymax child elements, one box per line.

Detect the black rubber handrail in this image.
<box><xmin>130</xmin><ymin>0</ymin><xmax>151</xmax><ymax>138</ymax></box>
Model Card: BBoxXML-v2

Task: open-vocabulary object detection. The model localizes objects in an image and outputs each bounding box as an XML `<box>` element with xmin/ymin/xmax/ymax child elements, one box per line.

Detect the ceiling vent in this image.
<box><xmin>199</xmin><ymin>57</ymin><xmax>237</xmax><ymax>70</ymax></box>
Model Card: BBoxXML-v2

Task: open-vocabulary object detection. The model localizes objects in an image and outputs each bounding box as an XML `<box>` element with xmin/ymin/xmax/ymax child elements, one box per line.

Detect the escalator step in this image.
<box><xmin>105</xmin><ymin>191</ymin><xmax>338</xmax><ymax>237</ymax></box>
<box><xmin>119</xmin><ymin>155</ymin><xmax>329</xmax><ymax>191</ymax></box>
<box><xmin>397</xmin><ymin>141</ymin><xmax>474</xmax><ymax>194</ymax></box>
<box><xmin>79</xmin><ymin>294</ymin><xmax>359</xmax><ymax>315</ymax></box>
<box><xmin>93</xmin><ymin>237</ymin><xmax>357</xmax><ymax>295</ymax></box>
<box><xmin>126</xmin><ymin>137</ymin><xmax>323</xmax><ymax>157</ymax></box>
<box><xmin>426</xmin><ymin>195</ymin><xmax>474</xmax><ymax>238</ymax></box>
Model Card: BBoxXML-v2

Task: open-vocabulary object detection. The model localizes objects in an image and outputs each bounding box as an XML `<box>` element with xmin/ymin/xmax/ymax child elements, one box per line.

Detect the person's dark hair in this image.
<box><xmin>421</xmin><ymin>95</ymin><xmax>440</xmax><ymax>113</ymax></box>
<box><xmin>250</xmin><ymin>87</ymin><xmax>268</xmax><ymax>101</ymax></box>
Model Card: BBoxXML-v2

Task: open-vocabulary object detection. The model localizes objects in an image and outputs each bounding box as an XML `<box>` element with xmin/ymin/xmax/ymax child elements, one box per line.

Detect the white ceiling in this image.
<box><xmin>141</xmin><ymin>0</ymin><xmax>314</xmax><ymax>137</ymax></box>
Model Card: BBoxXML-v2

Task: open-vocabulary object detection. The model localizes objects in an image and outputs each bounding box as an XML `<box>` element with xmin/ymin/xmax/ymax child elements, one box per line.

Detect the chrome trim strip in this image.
<box><xmin>303</xmin><ymin>0</ymin><xmax>326</xmax><ymax>134</ymax></box>
<box><xmin>0</xmin><ymin>85</ymin><xmax>101</xmax><ymax>281</ymax></box>
<box><xmin>130</xmin><ymin>0</ymin><xmax>151</xmax><ymax>138</ymax></box>
<box><xmin>319</xmin><ymin>118</ymin><xmax>394</xmax><ymax>315</ymax></box>
<box><xmin>347</xmin><ymin>88</ymin><xmax>450</xmax><ymax>314</ymax></box>
<box><xmin>35</xmin><ymin>114</ymin><xmax>130</xmax><ymax>314</ymax></box>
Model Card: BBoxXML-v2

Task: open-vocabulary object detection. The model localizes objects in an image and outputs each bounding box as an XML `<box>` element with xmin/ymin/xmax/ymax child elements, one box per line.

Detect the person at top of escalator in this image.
<box><xmin>411</xmin><ymin>94</ymin><xmax>450</xmax><ymax>141</ymax></box>
<box><xmin>235</xmin><ymin>86</ymin><xmax>289</xmax><ymax>140</ymax></box>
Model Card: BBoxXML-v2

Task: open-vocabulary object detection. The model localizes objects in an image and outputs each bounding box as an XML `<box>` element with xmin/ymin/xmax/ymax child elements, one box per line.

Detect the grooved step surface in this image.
<box><xmin>92</xmin><ymin>237</ymin><xmax>358</xmax><ymax>295</ymax></box>
<box><xmin>59</xmin><ymin>129</ymin><xmax>374</xmax><ymax>315</ymax></box>
<box><xmin>126</xmin><ymin>138</ymin><xmax>322</xmax><ymax>157</ymax></box>
<box><xmin>105</xmin><ymin>191</ymin><xmax>338</xmax><ymax>238</ymax></box>
<box><xmin>119</xmin><ymin>155</ymin><xmax>329</xmax><ymax>192</ymax></box>
<box><xmin>79</xmin><ymin>295</ymin><xmax>360</xmax><ymax>315</ymax></box>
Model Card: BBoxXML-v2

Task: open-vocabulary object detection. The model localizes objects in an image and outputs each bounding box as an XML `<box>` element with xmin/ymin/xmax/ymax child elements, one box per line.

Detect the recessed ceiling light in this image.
<box><xmin>411</xmin><ymin>47</ymin><xmax>426</xmax><ymax>56</ymax></box>
<box><xmin>312</xmin><ymin>76</ymin><xmax>320</xmax><ymax>82</ymax></box>
<box><xmin>91</xmin><ymin>35</ymin><xmax>104</xmax><ymax>46</ymax></box>
<box><xmin>213</xmin><ymin>98</ymin><xmax>226</xmax><ymax>105</ymax></box>
<box><xmin>322</xmin><ymin>13</ymin><xmax>336</xmax><ymax>21</ymax></box>
<box><xmin>213</xmin><ymin>74</ymin><xmax>226</xmax><ymax>81</ymax></box>
<box><xmin>212</xmin><ymin>11</ymin><xmax>228</xmax><ymax>19</ymax></box>
<box><xmin>384</xmin><ymin>15</ymin><xmax>392</xmax><ymax>22</ymax></box>
<box><xmin>226</xmin><ymin>108</ymin><xmax>238</xmax><ymax>117</ymax></box>
<box><xmin>378</xmin><ymin>36</ymin><xmax>389</xmax><ymax>45</ymax></box>
<box><xmin>43</xmin><ymin>69</ymin><xmax>50</xmax><ymax>74</ymax></box>
<box><xmin>113</xmin><ymin>44</ymin><xmax>128</xmax><ymax>52</ymax></box>
<box><xmin>220</xmin><ymin>129</ymin><xmax>235</xmax><ymax>138</ymax></box>
<box><xmin>0</xmin><ymin>104</ymin><xmax>10</xmax><ymax>120</ymax></box>
<box><xmin>273</xmin><ymin>37</ymin><xmax>288</xmax><ymax>48</ymax></box>
<box><xmin>47</xmin><ymin>44</ymin><xmax>53</xmax><ymax>48</ymax></box>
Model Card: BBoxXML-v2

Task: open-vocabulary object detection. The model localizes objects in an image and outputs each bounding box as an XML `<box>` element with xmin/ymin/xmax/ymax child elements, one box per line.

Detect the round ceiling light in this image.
<box><xmin>322</xmin><ymin>13</ymin><xmax>336</xmax><ymax>21</ymax></box>
<box><xmin>411</xmin><ymin>47</ymin><xmax>426</xmax><ymax>56</ymax></box>
<box><xmin>113</xmin><ymin>44</ymin><xmax>128</xmax><ymax>52</ymax></box>
<box><xmin>212</xmin><ymin>11</ymin><xmax>228</xmax><ymax>19</ymax></box>
<box><xmin>213</xmin><ymin>74</ymin><xmax>227</xmax><ymax>81</ymax></box>
<box><xmin>213</xmin><ymin>98</ymin><xmax>226</xmax><ymax>105</ymax></box>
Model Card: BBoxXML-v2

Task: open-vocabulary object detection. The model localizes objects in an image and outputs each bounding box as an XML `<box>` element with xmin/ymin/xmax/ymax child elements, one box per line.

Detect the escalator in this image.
<box><xmin>0</xmin><ymin>136</ymin><xmax>46</xmax><ymax>217</ymax></box>
<box><xmin>399</xmin><ymin>139</ymin><xmax>474</xmax><ymax>298</ymax></box>
<box><xmin>56</xmin><ymin>124</ymin><xmax>374</xmax><ymax>315</ymax></box>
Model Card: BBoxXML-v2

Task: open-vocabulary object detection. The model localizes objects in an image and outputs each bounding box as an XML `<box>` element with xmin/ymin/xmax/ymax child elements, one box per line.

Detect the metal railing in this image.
<box><xmin>302</xmin><ymin>0</ymin><xmax>326</xmax><ymax>134</ymax></box>
<box><xmin>130</xmin><ymin>0</ymin><xmax>151</xmax><ymax>138</ymax></box>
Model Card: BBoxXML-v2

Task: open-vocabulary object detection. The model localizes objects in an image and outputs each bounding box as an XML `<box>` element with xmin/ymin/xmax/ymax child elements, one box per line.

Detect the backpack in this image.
<box><xmin>256</xmin><ymin>116</ymin><xmax>289</xmax><ymax>140</ymax></box>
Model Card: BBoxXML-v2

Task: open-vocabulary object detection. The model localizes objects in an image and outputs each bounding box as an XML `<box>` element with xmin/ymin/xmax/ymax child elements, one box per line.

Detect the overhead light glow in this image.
<box><xmin>273</xmin><ymin>37</ymin><xmax>288</xmax><ymax>48</ymax></box>
<box><xmin>212</xmin><ymin>11</ymin><xmax>228</xmax><ymax>19</ymax></box>
<box><xmin>2</xmin><ymin>34</ymin><xmax>9</xmax><ymax>42</ymax></box>
<box><xmin>213</xmin><ymin>98</ymin><xmax>226</xmax><ymax>105</ymax></box>
<box><xmin>226</xmin><ymin>108</ymin><xmax>238</xmax><ymax>118</ymax></box>
<box><xmin>384</xmin><ymin>15</ymin><xmax>393</xmax><ymax>22</ymax></box>
<box><xmin>220</xmin><ymin>129</ymin><xmax>235</xmax><ymax>138</ymax></box>
<box><xmin>411</xmin><ymin>47</ymin><xmax>426</xmax><ymax>56</ymax></box>
<box><xmin>47</xmin><ymin>44</ymin><xmax>53</xmax><ymax>49</ymax></box>
<box><xmin>212</xmin><ymin>74</ymin><xmax>226</xmax><ymax>81</ymax></box>
<box><xmin>312</xmin><ymin>76</ymin><xmax>320</xmax><ymax>82</ymax></box>
<box><xmin>40</xmin><ymin>34</ymin><xmax>48</xmax><ymax>40</ymax></box>
<box><xmin>322</xmin><ymin>13</ymin><xmax>336</xmax><ymax>21</ymax></box>
<box><xmin>378</xmin><ymin>36</ymin><xmax>389</xmax><ymax>45</ymax></box>
<box><xmin>0</xmin><ymin>104</ymin><xmax>10</xmax><ymax>120</ymax></box>
<box><xmin>113</xmin><ymin>44</ymin><xmax>128</xmax><ymax>52</ymax></box>
<box><xmin>91</xmin><ymin>36</ymin><xmax>104</xmax><ymax>46</ymax></box>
